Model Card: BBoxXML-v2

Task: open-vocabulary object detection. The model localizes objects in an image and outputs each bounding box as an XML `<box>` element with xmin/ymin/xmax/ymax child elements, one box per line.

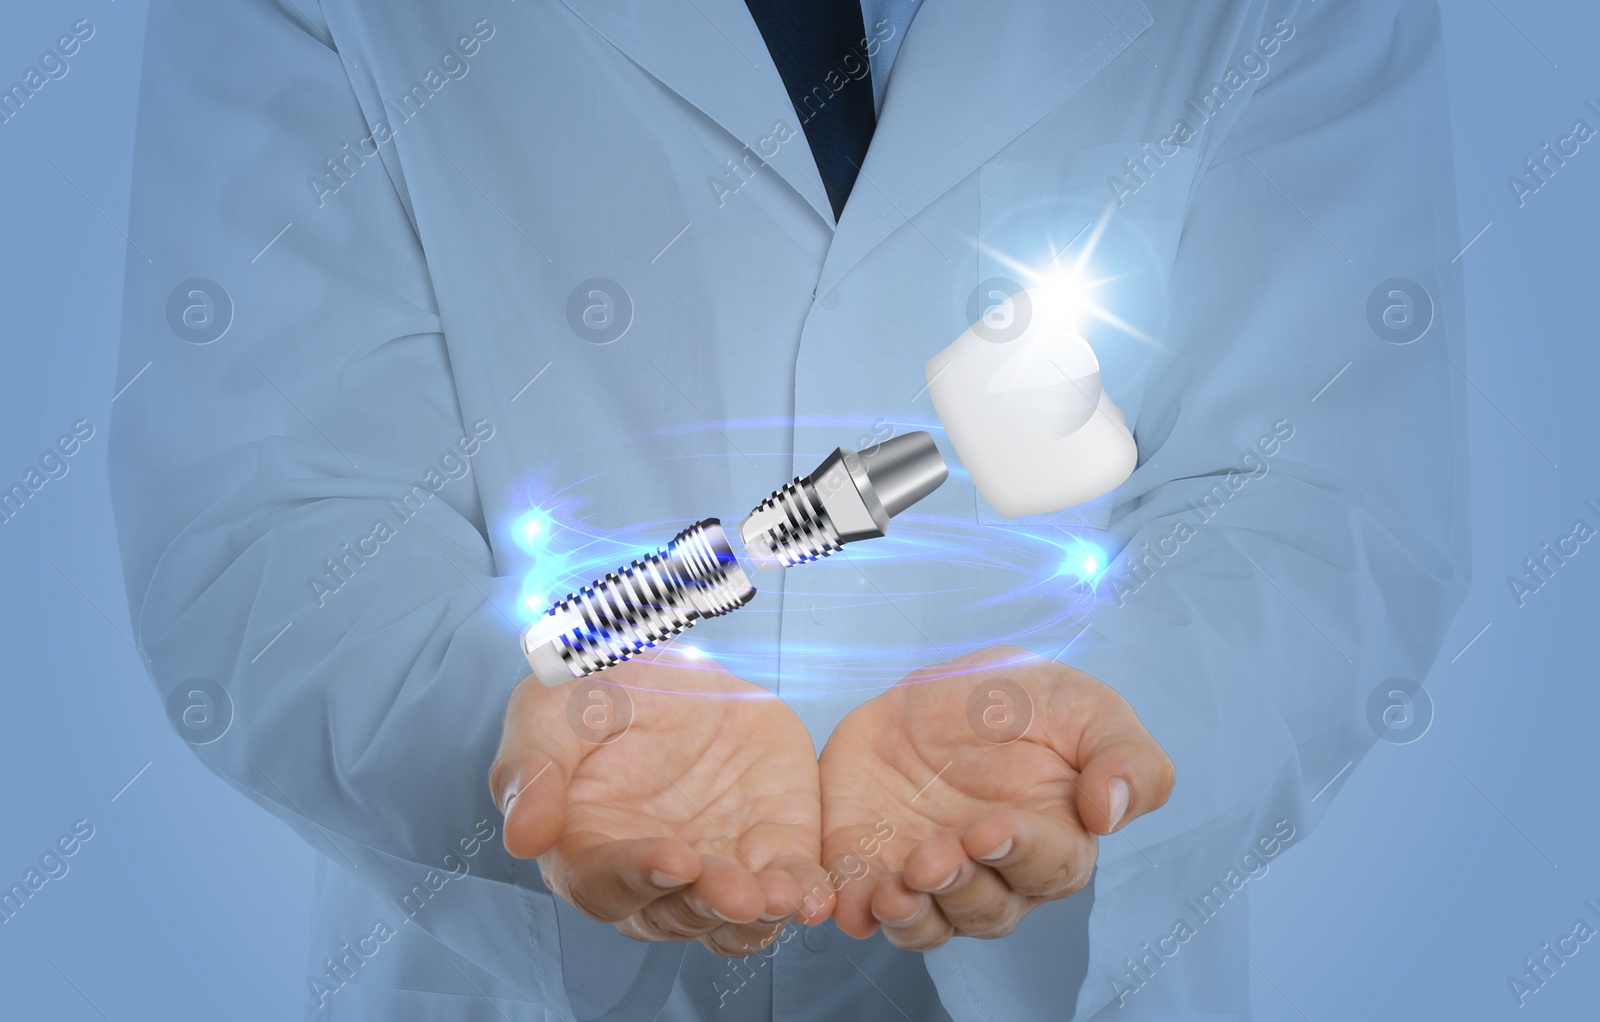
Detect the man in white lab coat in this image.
<box><xmin>111</xmin><ymin>0</ymin><xmax>1467</xmax><ymax>1018</ymax></box>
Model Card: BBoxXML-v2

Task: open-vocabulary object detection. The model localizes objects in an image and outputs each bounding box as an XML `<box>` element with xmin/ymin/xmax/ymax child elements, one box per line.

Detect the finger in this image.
<box><xmin>755</xmin><ymin>858</ymin><xmax>821</xmax><ymax>924</ymax></box>
<box><xmin>630</xmin><ymin>893</ymin><xmax>726</xmax><ymax>940</ymax></box>
<box><xmin>703</xmin><ymin>914</ymin><xmax>792</xmax><ymax>957</ymax></box>
<box><xmin>1046</xmin><ymin>682</ymin><xmax>1176</xmax><ymax>834</ymax></box>
<box><xmin>626</xmin><ymin>893</ymin><xmax>721</xmax><ymax>941</ymax></box>
<box><xmin>636</xmin><ymin>854</ymin><xmax>766</xmax><ymax>937</ymax></box>
<box><xmin>899</xmin><ymin>834</ymin><xmax>970</xmax><ymax>899</ymax></box>
<box><xmin>541</xmin><ymin>835</ymin><xmax>702</xmax><ymax>923</ymax></box>
<box><xmin>646</xmin><ymin>860</ymin><xmax>802</xmax><ymax>954</ymax></box>
<box><xmin>820</xmin><ymin>841</ymin><xmax>889</xmax><ymax>939</ymax></box>
<box><xmin>1074</xmin><ymin>730</ymin><xmax>1175</xmax><ymax>834</ymax></box>
<box><xmin>489</xmin><ymin>675</ymin><xmax>597</xmax><ymax>858</ymax></box>
<box><xmin>901</xmin><ymin>835</ymin><xmax>1024</xmax><ymax>939</ymax></box>
<box><xmin>700</xmin><ymin>919</ymin><xmax>792</xmax><ymax>959</ymax></box>
<box><xmin>870</xmin><ymin>871</ymin><xmax>955</xmax><ymax>951</ymax></box>
<box><xmin>958</xmin><ymin>809</ymin><xmax>1096</xmax><ymax>901</ymax></box>
<box><xmin>828</xmin><ymin>863</ymin><xmax>877</xmax><ymax>939</ymax></box>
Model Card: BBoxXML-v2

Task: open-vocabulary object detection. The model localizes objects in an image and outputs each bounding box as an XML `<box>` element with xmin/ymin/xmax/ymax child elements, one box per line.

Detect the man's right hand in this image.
<box><xmin>489</xmin><ymin>648</ymin><xmax>830</xmax><ymax>956</ymax></box>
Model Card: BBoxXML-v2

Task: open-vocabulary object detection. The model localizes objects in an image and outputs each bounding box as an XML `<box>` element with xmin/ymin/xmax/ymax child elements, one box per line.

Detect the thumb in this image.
<box><xmin>1073</xmin><ymin>732</ymin><xmax>1175</xmax><ymax>835</ymax></box>
<box><xmin>1041</xmin><ymin>676</ymin><xmax>1176</xmax><ymax>835</ymax></box>
<box><xmin>489</xmin><ymin>674</ymin><xmax>627</xmax><ymax>858</ymax></box>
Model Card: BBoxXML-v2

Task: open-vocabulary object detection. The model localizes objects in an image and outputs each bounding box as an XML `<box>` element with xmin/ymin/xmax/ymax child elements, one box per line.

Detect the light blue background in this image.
<box><xmin>0</xmin><ymin>2</ymin><xmax>1594</xmax><ymax>1019</ymax></box>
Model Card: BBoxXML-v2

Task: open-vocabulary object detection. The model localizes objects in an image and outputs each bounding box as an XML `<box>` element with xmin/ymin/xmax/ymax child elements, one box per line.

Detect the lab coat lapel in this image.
<box><xmin>556</xmin><ymin>0</ymin><xmax>837</xmax><ymax>225</ymax></box>
<box><xmin>818</xmin><ymin>0</ymin><xmax>1154</xmax><ymax>294</ymax></box>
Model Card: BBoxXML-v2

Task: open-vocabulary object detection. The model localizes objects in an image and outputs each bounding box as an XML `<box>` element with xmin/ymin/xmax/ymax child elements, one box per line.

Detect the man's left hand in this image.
<box><xmin>818</xmin><ymin>646</ymin><xmax>1174</xmax><ymax>950</ymax></box>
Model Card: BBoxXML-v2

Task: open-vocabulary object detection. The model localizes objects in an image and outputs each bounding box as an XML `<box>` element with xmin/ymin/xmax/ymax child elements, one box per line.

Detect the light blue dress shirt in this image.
<box><xmin>859</xmin><ymin>0</ymin><xmax>926</xmax><ymax>112</ymax></box>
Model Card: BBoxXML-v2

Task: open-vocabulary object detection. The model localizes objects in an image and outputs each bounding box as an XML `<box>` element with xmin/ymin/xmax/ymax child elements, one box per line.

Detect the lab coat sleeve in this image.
<box><xmin>109</xmin><ymin>0</ymin><xmax>579</xmax><ymax>1011</ymax></box>
<box><xmin>1059</xmin><ymin>0</ymin><xmax>1468</xmax><ymax>1015</ymax></box>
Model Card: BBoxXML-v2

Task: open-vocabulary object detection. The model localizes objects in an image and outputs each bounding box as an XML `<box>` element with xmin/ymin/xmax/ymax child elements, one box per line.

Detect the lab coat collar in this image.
<box><xmin>556</xmin><ymin>0</ymin><xmax>1153</xmax><ymax>282</ymax></box>
<box><xmin>555</xmin><ymin>0</ymin><xmax>839</xmax><ymax>225</ymax></box>
<box><xmin>820</xmin><ymin>0</ymin><xmax>1154</xmax><ymax>293</ymax></box>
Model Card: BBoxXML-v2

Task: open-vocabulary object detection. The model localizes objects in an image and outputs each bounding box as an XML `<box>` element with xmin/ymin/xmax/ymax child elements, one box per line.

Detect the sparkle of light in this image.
<box><xmin>1058</xmin><ymin>536</ymin><xmax>1108</xmax><ymax>586</ymax></box>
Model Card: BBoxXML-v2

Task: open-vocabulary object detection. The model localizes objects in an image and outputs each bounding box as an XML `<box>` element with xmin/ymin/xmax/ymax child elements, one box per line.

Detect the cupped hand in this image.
<box><xmin>490</xmin><ymin>647</ymin><xmax>831</xmax><ymax>956</ymax></box>
<box><xmin>818</xmin><ymin>646</ymin><xmax>1174</xmax><ymax>950</ymax></box>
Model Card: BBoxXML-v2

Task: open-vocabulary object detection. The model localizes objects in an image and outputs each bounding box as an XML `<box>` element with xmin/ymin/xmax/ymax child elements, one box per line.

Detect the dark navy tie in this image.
<box><xmin>743</xmin><ymin>0</ymin><xmax>878</xmax><ymax>221</ymax></box>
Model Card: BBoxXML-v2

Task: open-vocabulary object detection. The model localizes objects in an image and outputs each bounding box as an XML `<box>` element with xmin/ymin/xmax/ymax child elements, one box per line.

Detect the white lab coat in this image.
<box><xmin>111</xmin><ymin>0</ymin><xmax>1468</xmax><ymax>1018</ymax></box>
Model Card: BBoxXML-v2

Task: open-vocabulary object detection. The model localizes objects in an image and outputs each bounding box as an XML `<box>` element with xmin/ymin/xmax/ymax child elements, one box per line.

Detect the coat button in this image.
<box><xmin>803</xmin><ymin>924</ymin><xmax>832</xmax><ymax>952</ymax></box>
<box><xmin>819</xmin><ymin>288</ymin><xmax>841</xmax><ymax>310</ymax></box>
<box><xmin>809</xmin><ymin>595</ymin><xmax>829</xmax><ymax>625</ymax></box>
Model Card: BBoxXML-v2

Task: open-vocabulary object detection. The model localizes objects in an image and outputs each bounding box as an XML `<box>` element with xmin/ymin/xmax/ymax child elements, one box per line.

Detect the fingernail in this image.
<box><xmin>687</xmin><ymin>896</ymin><xmax>735</xmax><ymax>922</ymax></box>
<box><xmin>882</xmin><ymin>896</ymin><xmax>929</xmax><ymax>926</ymax></box>
<box><xmin>500</xmin><ymin>779</ymin><xmax>522</xmax><ymax>817</ymax></box>
<box><xmin>930</xmin><ymin>867</ymin><xmax>962</xmax><ymax>893</ymax></box>
<box><xmin>1107</xmin><ymin>777</ymin><xmax>1131</xmax><ymax>831</ymax></box>
<box><xmin>758</xmin><ymin>912</ymin><xmax>788</xmax><ymax>923</ymax></box>
<box><xmin>977</xmin><ymin>838</ymin><xmax>1013</xmax><ymax>863</ymax></box>
<box><xmin>650</xmin><ymin>870</ymin><xmax>691</xmax><ymax>890</ymax></box>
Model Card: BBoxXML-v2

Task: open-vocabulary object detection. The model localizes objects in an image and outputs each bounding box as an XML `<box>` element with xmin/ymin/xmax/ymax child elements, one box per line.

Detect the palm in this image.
<box><xmin>495</xmin><ymin>650</ymin><xmax>831</xmax><ymax>952</ymax></box>
<box><xmin>816</xmin><ymin>647</ymin><xmax>1162</xmax><ymax>944</ymax></box>
<box><xmin>551</xmin><ymin>667</ymin><xmax>821</xmax><ymax>880</ymax></box>
<box><xmin>820</xmin><ymin>670</ymin><xmax>1083</xmax><ymax>876</ymax></box>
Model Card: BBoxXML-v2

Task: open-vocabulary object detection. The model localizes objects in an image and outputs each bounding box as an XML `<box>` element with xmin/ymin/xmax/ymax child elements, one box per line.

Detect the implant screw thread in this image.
<box><xmin>534</xmin><ymin>519</ymin><xmax>753</xmax><ymax>678</ymax></box>
<box><xmin>744</xmin><ymin>476</ymin><xmax>845</xmax><ymax>567</ymax></box>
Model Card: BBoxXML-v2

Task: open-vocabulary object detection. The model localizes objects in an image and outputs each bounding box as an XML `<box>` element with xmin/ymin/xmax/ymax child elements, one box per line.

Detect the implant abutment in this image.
<box><xmin>739</xmin><ymin>431</ymin><xmax>948</xmax><ymax>570</ymax></box>
<box><xmin>860</xmin><ymin>432</ymin><xmax>950</xmax><ymax>517</ymax></box>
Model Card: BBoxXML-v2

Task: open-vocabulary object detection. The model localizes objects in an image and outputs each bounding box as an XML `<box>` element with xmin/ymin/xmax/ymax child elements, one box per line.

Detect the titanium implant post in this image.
<box><xmin>521</xmin><ymin>432</ymin><xmax>948</xmax><ymax>685</ymax></box>
<box><xmin>522</xmin><ymin>519</ymin><xmax>754</xmax><ymax>686</ymax></box>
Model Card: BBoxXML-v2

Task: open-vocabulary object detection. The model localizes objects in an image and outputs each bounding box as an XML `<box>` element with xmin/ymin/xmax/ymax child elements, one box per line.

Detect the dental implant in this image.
<box><xmin>522</xmin><ymin>432</ymin><xmax>948</xmax><ymax>686</ymax></box>
<box><xmin>739</xmin><ymin>431</ymin><xmax>948</xmax><ymax>569</ymax></box>
<box><xmin>522</xmin><ymin>519</ymin><xmax>754</xmax><ymax>686</ymax></box>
